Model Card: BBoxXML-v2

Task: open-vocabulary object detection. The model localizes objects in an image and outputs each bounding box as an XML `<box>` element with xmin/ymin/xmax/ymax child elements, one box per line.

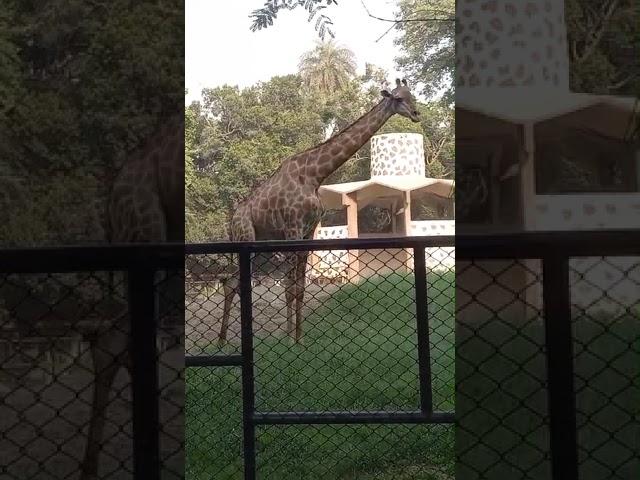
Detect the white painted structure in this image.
<box><xmin>307</xmin><ymin>226</ymin><xmax>349</xmax><ymax>283</ymax></box>
<box><xmin>318</xmin><ymin>133</ymin><xmax>453</xmax><ymax>211</ymax></box>
<box><xmin>534</xmin><ymin>194</ymin><xmax>640</xmax><ymax>231</ymax></box>
<box><xmin>370</xmin><ymin>133</ymin><xmax>425</xmax><ymax>177</ymax></box>
<box><xmin>456</xmin><ymin>0</ymin><xmax>639</xmax><ymax>318</ymax></box>
<box><xmin>410</xmin><ymin>220</ymin><xmax>455</xmax><ymax>271</ymax></box>
<box><xmin>310</xmin><ymin>133</ymin><xmax>454</xmax><ymax>280</ymax></box>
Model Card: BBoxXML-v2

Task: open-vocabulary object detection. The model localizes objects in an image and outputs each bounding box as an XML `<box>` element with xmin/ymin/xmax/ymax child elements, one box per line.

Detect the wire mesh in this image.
<box><xmin>185</xmin><ymin>244</ymin><xmax>455</xmax><ymax>479</ymax></box>
<box><xmin>570</xmin><ymin>256</ymin><xmax>639</xmax><ymax>480</ymax></box>
<box><xmin>455</xmin><ymin>255</ymin><xmax>640</xmax><ymax>480</ymax></box>
<box><xmin>0</xmin><ymin>268</ymin><xmax>183</xmax><ymax>480</ymax></box>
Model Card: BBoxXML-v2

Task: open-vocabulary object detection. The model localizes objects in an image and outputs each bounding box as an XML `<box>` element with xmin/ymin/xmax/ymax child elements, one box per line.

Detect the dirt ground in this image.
<box><xmin>185</xmin><ymin>279</ymin><xmax>343</xmax><ymax>354</ymax></box>
<box><xmin>0</xmin><ymin>342</ymin><xmax>183</xmax><ymax>480</ymax></box>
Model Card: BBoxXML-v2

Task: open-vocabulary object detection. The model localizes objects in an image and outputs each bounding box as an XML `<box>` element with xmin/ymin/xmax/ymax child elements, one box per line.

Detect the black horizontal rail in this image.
<box><xmin>456</xmin><ymin>230</ymin><xmax>640</xmax><ymax>258</ymax></box>
<box><xmin>187</xmin><ymin>230</ymin><xmax>640</xmax><ymax>255</ymax></box>
<box><xmin>186</xmin><ymin>235</ymin><xmax>455</xmax><ymax>253</ymax></box>
<box><xmin>185</xmin><ymin>354</ymin><xmax>243</xmax><ymax>367</ymax></box>
<box><xmin>0</xmin><ymin>243</ymin><xmax>183</xmax><ymax>273</ymax></box>
<box><xmin>2</xmin><ymin>230</ymin><xmax>639</xmax><ymax>274</ymax></box>
<box><xmin>253</xmin><ymin>410</ymin><xmax>454</xmax><ymax>425</ymax></box>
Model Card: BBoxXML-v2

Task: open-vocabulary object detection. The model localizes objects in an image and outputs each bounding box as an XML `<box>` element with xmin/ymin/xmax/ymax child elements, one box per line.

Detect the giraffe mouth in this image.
<box><xmin>409</xmin><ymin>111</ymin><xmax>420</xmax><ymax>122</ymax></box>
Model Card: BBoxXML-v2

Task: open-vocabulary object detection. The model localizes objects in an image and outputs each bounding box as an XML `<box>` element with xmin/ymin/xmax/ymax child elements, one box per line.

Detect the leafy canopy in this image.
<box><xmin>394</xmin><ymin>0</ymin><xmax>455</xmax><ymax>103</ymax></box>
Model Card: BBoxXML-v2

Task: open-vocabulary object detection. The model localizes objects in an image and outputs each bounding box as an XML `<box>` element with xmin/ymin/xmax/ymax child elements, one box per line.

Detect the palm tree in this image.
<box><xmin>298</xmin><ymin>40</ymin><xmax>357</xmax><ymax>96</ymax></box>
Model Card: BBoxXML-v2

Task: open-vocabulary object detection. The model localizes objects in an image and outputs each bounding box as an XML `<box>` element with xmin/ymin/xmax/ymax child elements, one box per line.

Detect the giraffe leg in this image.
<box><xmin>81</xmin><ymin>322</ymin><xmax>128</xmax><ymax>480</ymax></box>
<box><xmin>219</xmin><ymin>274</ymin><xmax>239</xmax><ymax>347</ymax></box>
<box><xmin>294</xmin><ymin>251</ymin><xmax>310</xmax><ymax>343</ymax></box>
<box><xmin>221</xmin><ymin>213</ymin><xmax>256</xmax><ymax>346</ymax></box>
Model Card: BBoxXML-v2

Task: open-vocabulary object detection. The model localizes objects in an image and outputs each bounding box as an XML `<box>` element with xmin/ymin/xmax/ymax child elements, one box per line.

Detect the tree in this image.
<box><xmin>299</xmin><ymin>40</ymin><xmax>357</xmax><ymax>96</ymax></box>
<box><xmin>393</xmin><ymin>0</ymin><xmax>455</xmax><ymax>103</ymax></box>
<box><xmin>566</xmin><ymin>0</ymin><xmax>639</xmax><ymax>96</ymax></box>
<box><xmin>565</xmin><ymin>0</ymin><xmax>639</xmax><ymax>141</ymax></box>
<box><xmin>185</xmin><ymin>75</ymin><xmax>327</xmax><ymax>241</ymax></box>
<box><xmin>0</xmin><ymin>0</ymin><xmax>183</xmax><ymax>246</ymax></box>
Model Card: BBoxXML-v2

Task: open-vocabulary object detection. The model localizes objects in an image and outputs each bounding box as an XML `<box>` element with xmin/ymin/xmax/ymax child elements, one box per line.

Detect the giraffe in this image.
<box><xmin>80</xmin><ymin>113</ymin><xmax>184</xmax><ymax>479</ymax></box>
<box><xmin>219</xmin><ymin>79</ymin><xmax>420</xmax><ymax>344</ymax></box>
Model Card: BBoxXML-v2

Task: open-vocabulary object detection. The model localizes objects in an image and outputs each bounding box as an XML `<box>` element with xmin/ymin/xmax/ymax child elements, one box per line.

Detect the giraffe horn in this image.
<box><xmin>402</xmin><ymin>78</ymin><xmax>407</xmax><ymax>86</ymax></box>
<box><xmin>395</xmin><ymin>78</ymin><xmax>401</xmax><ymax>86</ymax></box>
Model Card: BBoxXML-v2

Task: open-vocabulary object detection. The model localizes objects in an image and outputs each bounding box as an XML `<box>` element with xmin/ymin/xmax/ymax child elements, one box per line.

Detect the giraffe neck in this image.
<box><xmin>309</xmin><ymin>99</ymin><xmax>394</xmax><ymax>188</ymax></box>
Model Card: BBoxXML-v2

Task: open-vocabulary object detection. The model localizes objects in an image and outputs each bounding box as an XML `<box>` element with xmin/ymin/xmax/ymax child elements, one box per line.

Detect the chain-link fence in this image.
<box><xmin>456</xmin><ymin>233</ymin><xmax>640</xmax><ymax>480</ymax></box>
<box><xmin>185</xmin><ymin>237</ymin><xmax>455</xmax><ymax>480</ymax></box>
<box><xmin>4</xmin><ymin>233</ymin><xmax>636</xmax><ymax>480</ymax></box>
<box><xmin>0</xmin><ymin>246</ymin><xmax>183</xmax><ymax>480</ymax></box>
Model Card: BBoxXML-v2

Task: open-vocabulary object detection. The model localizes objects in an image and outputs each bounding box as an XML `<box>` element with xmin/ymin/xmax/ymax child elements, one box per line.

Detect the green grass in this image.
<box><xmin>186</xmin><ymin>272</ymin><xmax>455</xmax><ymax>479</ymax></box>
<box><xmin>456</xmin><ymin>310</ymin><xmax>640</xmax><ymax>480</ymax></box>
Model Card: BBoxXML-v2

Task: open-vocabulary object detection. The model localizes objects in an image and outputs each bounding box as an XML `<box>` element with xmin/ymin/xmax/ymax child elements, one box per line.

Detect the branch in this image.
<box><xmin>360</xmin><ymin>0</ymin><xmax>454</xmax><ymax>24</ymax></box>
<box><xmin>427</xmin><ymin>136</ymin><xmax>448</xmax><ymax>165</ymax></box>
<box><xmin>249</xmin><ymin>0</ymin><xmax>337</xmax><ymax>39</ymax></box>
<box><xmin>575</xmin><ymin>0</ymin><xmax>620</xmax><ymax>64</ymax></box>
<box><xmin>607</xmin><ymin>72</ymin><xmax>637</xmax><ymax>90</ymax></box>
<box><xmin>570</xmin><ymin>39</ymin><xmax>579</xmax><ymax>61</ymax></box>
<box><xmin>375</xmin><ymin>22</ymin><xmax>397</xmax><ymax>43</ymax></box>
<box><xmin>620</xmin><ymin>97</ymin><xmax>640</xmax><ymax>141</ymax></box>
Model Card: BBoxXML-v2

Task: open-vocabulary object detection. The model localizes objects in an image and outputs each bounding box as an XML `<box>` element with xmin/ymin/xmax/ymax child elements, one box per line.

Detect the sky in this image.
<box><xmin>185</xmin><ymin>0</ymin><xmax>407</xmax><ymax>104</ymax></box>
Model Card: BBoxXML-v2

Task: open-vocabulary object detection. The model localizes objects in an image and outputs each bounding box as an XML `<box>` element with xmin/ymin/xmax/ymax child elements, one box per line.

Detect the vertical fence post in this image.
<box><xmin>129</xmin><ymin>266</ymin><xmax>160</xmax><ymax>480</ymax></box>
<box><xmin>239</xmin><ymin>249</ymin><xmax>257</xmax><ymax>480</ymax></box>
<box><xmin>542</xmin><ymin>254</ymin><xmax>579</xmax><ymax>480</ymax></box>
<box><xmin>413</xmin><ymin>246</ymin><xmax>433</xmax><ymax>413</ymax></box>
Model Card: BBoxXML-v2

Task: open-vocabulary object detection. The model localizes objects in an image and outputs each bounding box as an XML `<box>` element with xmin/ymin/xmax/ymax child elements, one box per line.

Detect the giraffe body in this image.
<box><xmin>220</xmin><ymin>79</ymin><xmax>420</xmax><ymax>343</ymax></box>
<box><xmin>81</xmin><ymin>113</ymin><xmax>184</xmax><ymax>479</ymax></box>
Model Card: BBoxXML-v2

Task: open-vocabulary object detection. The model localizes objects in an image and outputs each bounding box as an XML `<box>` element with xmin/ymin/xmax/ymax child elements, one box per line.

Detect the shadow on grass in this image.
<box><xmin>186</xmin><ymin>271</ymin><xmax>455</xmax><ymax>479</ymax></box>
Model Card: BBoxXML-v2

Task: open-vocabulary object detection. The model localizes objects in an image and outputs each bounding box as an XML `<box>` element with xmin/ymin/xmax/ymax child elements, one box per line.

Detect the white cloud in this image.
<box><xmin>185</xmin><ymin>0</ymin><xmax>407</xmax><ymax>104</ymax></box>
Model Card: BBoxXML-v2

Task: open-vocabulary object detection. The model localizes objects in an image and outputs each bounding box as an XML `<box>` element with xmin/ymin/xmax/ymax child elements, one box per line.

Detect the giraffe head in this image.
<box><xmin>381</xmin><ymin>78</ymin><xmax>420</xmax><ymax>123</ymax></box>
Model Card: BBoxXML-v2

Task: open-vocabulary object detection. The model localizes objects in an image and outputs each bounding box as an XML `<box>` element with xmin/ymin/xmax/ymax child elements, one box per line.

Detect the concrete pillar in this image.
<box><xmin>521</xmin><ymin>122</ymin><xmax>536</xmax><ymax>230</ymax></box>
<box><xmin>391</xmin><ymin>199</ymin><xmax>398</xmax><ymax>234</ymax></box>
<box><xmin>402</xmin><ymin>191</ymin><xmax>414</xmax><ymax>272</ymax></box>
<box><xmin>521</xmin><ymin>122</ymin><xmax>543</xmax><ymax>313</ymax></box>
<box><xmin>342</xmin><ymin>193</ymin><xmax>360</xmax><ymax>282</ymax></box>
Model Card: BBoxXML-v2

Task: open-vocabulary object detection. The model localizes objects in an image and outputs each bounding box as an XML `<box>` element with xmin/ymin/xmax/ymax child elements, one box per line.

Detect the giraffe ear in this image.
<box><xmin>381</xmin><ymin>90</ymin><xmax>392</xmax><ymax>98</ymax></box>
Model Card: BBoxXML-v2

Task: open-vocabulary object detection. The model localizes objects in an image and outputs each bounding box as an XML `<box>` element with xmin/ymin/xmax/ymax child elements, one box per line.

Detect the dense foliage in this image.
<box><xmin>0</xmin><ymin>0</ymin><xmax>183</xmax><ymax>246</ymax></box>
<box><xmin>394</xmin><ymin>0</ymin><xmax>455</xmax><ymax>103</ymax></box>
<box><xmin>566</xmin><ymin>0</ymin><xmax>639</xmax><ymax>96</ymax></box>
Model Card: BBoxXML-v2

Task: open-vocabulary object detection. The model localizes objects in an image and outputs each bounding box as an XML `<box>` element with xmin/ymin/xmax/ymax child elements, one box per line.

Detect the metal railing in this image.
<box><xmin>0</xmin><ymin>244</ymin><xmax>183</xmax><ymax>480</ymax></box>
<box><xmin>186</xmin><ymin>236</ymin><xmax>455</xmax><ymax>480</ymax></box>
<box><xmin>456</xmin><ymin>230</ymin><xmax>640</xmax><ymax>480</ymax></box>
<box><xmin>186</xmin><ymin>231</ymin><xmax>639</xmax><ymax>480</ymax></box>
<box><xmin>1</xmin><ymin>230</ymin><xmax>638</xmax><ymax>479</ymax></box>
